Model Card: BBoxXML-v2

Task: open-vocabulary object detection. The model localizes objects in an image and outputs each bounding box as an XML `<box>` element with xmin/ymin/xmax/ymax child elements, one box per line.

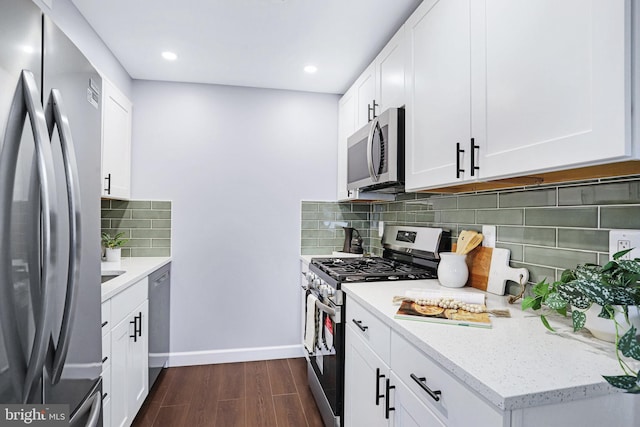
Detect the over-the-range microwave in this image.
<box><xmin>347</xmin><ymin>107</ymin><xmax>404</xmax><ymax>194</ymax></box>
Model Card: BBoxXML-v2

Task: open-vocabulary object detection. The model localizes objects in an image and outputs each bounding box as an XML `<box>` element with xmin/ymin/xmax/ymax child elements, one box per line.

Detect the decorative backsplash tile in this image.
<box><xmin>301</xmin><ymin>175</ymin><xmax>640</xmax><ymax>294</ymax></box>
<box><xmin>101</xmin><ymin>199</ymin><xmax>171</xmax><ymax>257</ymax></box>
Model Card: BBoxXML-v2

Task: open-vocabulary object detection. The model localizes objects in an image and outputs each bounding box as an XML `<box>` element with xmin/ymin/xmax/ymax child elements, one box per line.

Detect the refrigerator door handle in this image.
<box><xmin>0</xmin><ymin>70</ymin><xmax>58</xmax><ymax>403</ymax></box>
<box><xmin>45</xmin><ymin>89</ymin><xmax>82</xmax><ymax>384</ymax></box>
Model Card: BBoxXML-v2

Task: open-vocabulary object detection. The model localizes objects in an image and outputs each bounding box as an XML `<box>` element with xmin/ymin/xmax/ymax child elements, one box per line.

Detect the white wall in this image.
<box><xmin>32</xmin><ymin>0</ymin><xmax>132</xmax><ymax>97</ymax></box>
<box><xmin>131</xmin><ymin>80</ymin><xmax>338</xmax><ymax>364</ymax></box>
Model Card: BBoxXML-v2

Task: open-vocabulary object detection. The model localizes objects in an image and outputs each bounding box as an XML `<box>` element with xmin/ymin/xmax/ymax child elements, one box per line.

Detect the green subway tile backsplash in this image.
<box><xmin>302</xmin><ymin>176</ymin><xmax>640</xmax><ymax>291</ymax></box>
<box><xmin>525</xmin><ymin>207</ymin><xmax>598</xmax><ymax>228</ymax></box>
<box><xmin>101</xmin><ymin>199</ymin><xmax>171</xmax><ymax>257</ymax></box>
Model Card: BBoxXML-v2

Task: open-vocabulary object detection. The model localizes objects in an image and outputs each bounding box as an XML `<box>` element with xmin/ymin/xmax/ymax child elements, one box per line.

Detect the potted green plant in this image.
<box><xmin>101</xmin><ymin>231</ymin><xmax>128</xmax><ymax>262</ymax></box>
<box><xmin>522</xmin><ymin>249</ymin><xmax>640</xmax><ymax>393</ymax></box>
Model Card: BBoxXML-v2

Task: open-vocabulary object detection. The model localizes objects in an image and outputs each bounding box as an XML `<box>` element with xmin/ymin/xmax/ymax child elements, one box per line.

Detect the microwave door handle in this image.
<box><xmin>366</xmin><ymin>117</ymin><xmax>379</xmax><ymax>182</ymax></box>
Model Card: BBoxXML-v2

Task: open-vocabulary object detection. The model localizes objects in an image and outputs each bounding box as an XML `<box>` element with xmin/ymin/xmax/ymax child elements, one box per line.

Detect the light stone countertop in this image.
<box><xmin>342</xmin><ymin>279</ymin><xmax>635</xmax><ymax>412</ymax></box>
<box><xmin>101</xmin><ymin>257</ymin><xmax>171</xmax><ymax>301</ymax></box>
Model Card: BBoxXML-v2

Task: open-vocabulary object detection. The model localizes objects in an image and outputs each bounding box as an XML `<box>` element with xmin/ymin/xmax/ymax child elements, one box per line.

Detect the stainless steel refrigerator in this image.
<box><xmin>0</xmin><ymin>0</ymin><xmax>103</xmax><ymax>425</ymax></box>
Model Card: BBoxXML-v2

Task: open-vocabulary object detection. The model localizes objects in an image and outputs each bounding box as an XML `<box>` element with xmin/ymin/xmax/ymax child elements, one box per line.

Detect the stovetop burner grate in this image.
<box><xmin>310</xmin><ymin>257</ymin><xmax>437</xmax><ymax>284</ymax></box>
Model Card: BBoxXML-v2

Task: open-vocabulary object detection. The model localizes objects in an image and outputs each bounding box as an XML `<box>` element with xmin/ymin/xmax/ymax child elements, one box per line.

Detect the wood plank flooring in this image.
<box><xmin>132</xmin><ymin>358</ymin><xmax>325</xmax><ymax>427</ymax></box>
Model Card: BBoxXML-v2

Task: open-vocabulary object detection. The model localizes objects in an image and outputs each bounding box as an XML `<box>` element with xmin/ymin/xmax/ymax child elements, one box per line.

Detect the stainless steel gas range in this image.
<box><xmin>302</xmin><ymin>225</ymin><xmax>451</xmax><ymax>427</ymax></box>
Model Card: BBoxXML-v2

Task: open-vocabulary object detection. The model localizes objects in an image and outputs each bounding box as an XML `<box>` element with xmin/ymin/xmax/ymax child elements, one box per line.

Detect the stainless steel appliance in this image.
<box><xmin>347</xmin><ymin>107</ymin><xmax>405</xmax><ymax>194</ymax></box>
<box><xmin>0</xmin><ymin>1</ymin><xmax>103</xmax><ymax>425</ymax></box>
<box><xmin>148</xmin><ymin>263</ymin><xmax>171</xmax><ymax>389</ymax></box>
<box><xmin>303</xmin><ymin>225</ymin><xmax>450</xmax><ymax>427</ymax></box>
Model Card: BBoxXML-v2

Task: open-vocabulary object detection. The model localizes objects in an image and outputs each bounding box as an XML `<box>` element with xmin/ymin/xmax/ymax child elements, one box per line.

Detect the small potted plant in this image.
<box><xmin>522</xmin><ymin>249</ymin><xmax>640</xmax><ymax>393</ymax></box>
<box><xmin>101</xmin><ymin>231</ymin><xmax>128</xmax><ymax>262</ymax></box>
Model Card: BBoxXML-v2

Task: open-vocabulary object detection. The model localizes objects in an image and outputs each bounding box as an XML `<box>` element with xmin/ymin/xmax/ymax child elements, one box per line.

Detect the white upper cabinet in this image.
<box><xmin>338</xmin><ymin>87</ymin><xmax>357</xmax><ymax>201</ymax></box>
<box><xmin>101</xmin><ymin>78</ymin><xmax>132</xmax><ymax>199</ymax></box>
<box><xmin>354</xmin><ymin>63</ymin><xmax>377</xmax><ymax>129</ymax></box>
<box><xmin>474</xmin><ymin>0</ymin><xmax>630</xmax><ymax>180</ymax></box>
<box><xmin>376</xmin><ymin>26</ymin><xmax>406</xmax><ymax>113</ymax></box>
<box><xmin>406</xmin><ymin>0</ymin><xmax>633</xmax><ymax>192</ymax></box>
<box><xmin>405</xmin><ymin>0</ymin><xmax>473</xmax><ymax>190</ymax></box>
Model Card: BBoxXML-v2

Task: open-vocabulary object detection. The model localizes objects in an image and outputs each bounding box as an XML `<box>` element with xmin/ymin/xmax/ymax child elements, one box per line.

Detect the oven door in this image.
<box><xmin>347</xmin><ymin>107</ymin><xmax>401</xmax><ymax>192</ymax></box>
<box><xmin>304</xmin><ymin>290</ymin><xmax>344</xmax><ymax>427</ymax></box>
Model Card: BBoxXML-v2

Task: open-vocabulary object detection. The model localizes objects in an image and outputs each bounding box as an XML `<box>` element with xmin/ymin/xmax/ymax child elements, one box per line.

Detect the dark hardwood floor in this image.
<box><xmin>132</xmin><ymin>358</ymin><xmax>325</xmax><ymax>427</ymax></box>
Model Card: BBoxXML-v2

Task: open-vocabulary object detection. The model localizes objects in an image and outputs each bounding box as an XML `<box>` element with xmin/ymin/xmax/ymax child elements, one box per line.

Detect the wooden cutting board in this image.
<box><xmin>451</xmin><ymin>245</ymin><xmax>529</xmax><ymax>295</ymax></box>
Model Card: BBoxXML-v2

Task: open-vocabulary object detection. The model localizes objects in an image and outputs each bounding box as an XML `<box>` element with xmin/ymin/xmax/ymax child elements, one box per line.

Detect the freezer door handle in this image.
<box><xmin>45</xmin><ymin>88</ymin><xmax>83</xmax><ymax>384</ymax></box>
<box><xmin>0</xmin><ymin>70</ymin><xmax>58</xmax><ymax>403</ymax></box>
<box><xmin>70</xmin><ymin>388</ymin><xmax>102</xmax><ymax>427</ymax></box>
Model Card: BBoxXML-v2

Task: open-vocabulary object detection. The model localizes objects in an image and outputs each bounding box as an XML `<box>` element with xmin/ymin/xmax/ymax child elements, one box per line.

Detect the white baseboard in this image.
<box><xmin>168</xmin><ymin>344</ymin><xmax>305</xmax><ymax>367</ymax></box>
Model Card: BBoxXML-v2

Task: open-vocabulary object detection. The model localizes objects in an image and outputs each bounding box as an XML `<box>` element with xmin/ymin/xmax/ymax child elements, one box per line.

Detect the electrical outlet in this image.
<box><xmin>609</xmin><ymin>230</ymin><xmax>640</xmax><ymax>260</ymax></box>
<box><xmin>482</xmin><ymin>225</ymin><xmax>496</xmax><ymax>248</ymax></box>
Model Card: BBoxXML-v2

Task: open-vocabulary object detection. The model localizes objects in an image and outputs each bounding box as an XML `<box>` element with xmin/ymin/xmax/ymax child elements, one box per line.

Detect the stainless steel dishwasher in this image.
<box><xmin>148</xmin><ymin>263</ymin><xmax>171</xmax><ymax>388</ymax></box>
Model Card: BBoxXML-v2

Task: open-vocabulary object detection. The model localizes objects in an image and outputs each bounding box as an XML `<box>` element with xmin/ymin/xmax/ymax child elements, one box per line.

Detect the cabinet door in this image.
<box><xmin>473</xmin><ymin>0</ymin><xmax>630</xmax><ymax>179</ymax></box>
<box><xmin>344</xmin><ymin>324</ymin><xmax>389</xmax><ymax>427</ymax></box>
<box><xmin>128</xmin><ymin>300</ymin><xmax>149</xmax><ymax>416</ymax></box>
<box><xmin>390</xmin><ymin>372</ymin><xmax>445</xmax><ymax>427</ymax></box>
<box><xmin>110</xmin><ymin>316</ymin><xmax>133</xmax><ymax>427</ymax></box>
<box><xmin>338</xmin><ymin>88</ymin><xmax>357</xmax><ymax>201</ymax></box>
<box><xmin>405</xmin><ymin>0</ymin><xmax>473</xmax><ymax>191</ymax></box>
<box><xmin>376</xmin><ymin>26</ymin><xmax>406</xmax><ymax>112</ymax></box>
<box><xmin>102</xmin><ymin>79</ymin><xmax>132</xmax><ymax>199</ymax></box>
<box><xmin>355</xmin><ymin>63</ymin><xmax>377</xmax><ymax>129</ymax></box>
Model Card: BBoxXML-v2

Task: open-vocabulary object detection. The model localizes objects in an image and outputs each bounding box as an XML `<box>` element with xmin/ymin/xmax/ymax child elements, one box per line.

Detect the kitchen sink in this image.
<box><xmin>101</xmin><ymin>270</ymin><xmax>125</xmax><ymax>284</ymax></box>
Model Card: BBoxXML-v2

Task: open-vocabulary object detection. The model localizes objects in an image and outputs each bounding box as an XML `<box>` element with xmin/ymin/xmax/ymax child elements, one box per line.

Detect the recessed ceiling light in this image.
<box><xmin>304</xmin><ymin>65</ymin><xmax>318</xmax><ymax>74</ymax></box>
<box><xmin>162</xmin><ymin>51</ymin><xmax>178</xmax><ymax>61</ymax></box>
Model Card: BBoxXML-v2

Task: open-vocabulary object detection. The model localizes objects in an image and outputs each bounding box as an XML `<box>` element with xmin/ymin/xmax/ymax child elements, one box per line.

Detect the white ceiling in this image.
<box><xmin>70</xmin><ymin>0</ymin><xmax>422</xmax><ymax>94</ymax></box>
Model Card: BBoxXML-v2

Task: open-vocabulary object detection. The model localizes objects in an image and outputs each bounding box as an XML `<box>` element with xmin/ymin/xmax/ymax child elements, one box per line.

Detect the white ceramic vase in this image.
<box><xmin>437</xmin><ymin>252</ymin><xmax>468</xmax><ymax>288</ymax></box>
<box><xmin>105</xmin><ymin>247</ymin><xmax>122</xmax><ymax>262</ymax></box>
<box><xmin>583</xmin><ymin>304</ymin><xmax>640</xmax><ymax>342</ymax></box>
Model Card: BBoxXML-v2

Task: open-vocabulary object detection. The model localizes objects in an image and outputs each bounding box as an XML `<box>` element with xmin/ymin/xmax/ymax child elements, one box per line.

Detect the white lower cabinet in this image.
<box><xmin>345</xmin><ymin>325</ymin><xmax>390</xmax><ymax>427</ymax></box>
<box><xmin>102</xmin><ymin>278</ymin><xmax>149</xmax><ymax>427</ymax></box>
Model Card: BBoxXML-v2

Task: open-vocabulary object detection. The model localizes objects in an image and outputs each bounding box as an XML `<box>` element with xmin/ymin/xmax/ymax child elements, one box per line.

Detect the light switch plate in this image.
<box><xmin>609</xmin><ymin>229</ymin><xmax>640</xmax><ymax>260</ymax></box>
<box><xmin>482</xmin><ymin>225</ymin><xmax>496</xmax><ymax>248</ymax></box>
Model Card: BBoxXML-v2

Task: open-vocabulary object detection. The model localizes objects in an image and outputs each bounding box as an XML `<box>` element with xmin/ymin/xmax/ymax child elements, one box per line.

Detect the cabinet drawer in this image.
<box><xmin>111</xmin><ymin>278</ymin><xmax>148</xmax><ymax>324</ymax></box>
<box><xmin>390</xmin><ymin>331</ymin><xmax>504</xmax><ymax>426</ymax></box>
<box><xmin>102</xmin><ymin>332</ymin><xmax>111</xmax><ymax>367</ymax></box>
<box><xmin>347</xmin><ymin>298</ymin><xmax>390</xmax><ymax>364</ymax></box>
<box><xmin>101</xmin><ymin>300</ymin><xmax>111</xmax><ymax>335</ymax></box>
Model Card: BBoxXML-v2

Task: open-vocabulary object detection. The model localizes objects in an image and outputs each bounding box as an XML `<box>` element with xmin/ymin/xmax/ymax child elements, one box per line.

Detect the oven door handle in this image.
<box><xmin>315</xmin><ymin>299</ymin><xmax>341</xmax><ymax>323</ymax></box>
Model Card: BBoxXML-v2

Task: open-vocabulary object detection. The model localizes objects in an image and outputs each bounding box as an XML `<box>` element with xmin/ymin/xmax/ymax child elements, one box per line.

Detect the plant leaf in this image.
<box><xmin>545</xmin><ymin>293</ymin><xmax>567</xmax><ymax>310</ymax></box>
<box><xmin>540</xmin><ymin>314</ymin><xmax>555</xmax><ymax>332</ymax></box>
<box><xmin>532</xmin><ymin>281</ymin><xmax>550</xmax><ymax>297</ymax></box>
<box><xmin>611</xmin><ymin>287</ymin><xmax>638</xmax><ymax>305</ymax></box>
<box><xmin>571</xmin><ymin>279</ymin><xmax>612</xmax><ymax>306</ymax></box>
<box><xmin>603</xmin><ymin>375</ymin><xmax>639</xmax><ymax>391</ymax></box>
<box><xmin>560</xmin><ymin>269</ymin><xmax>576</xmax><ymax>283</ymax></box>
<box><xmin>571</xmin><ymin>310</ymin><xmax>586</xmax><ymax>332</ymax></box>
<box><xmin>556</xmin><ymin>283</ymin><xmax>591</xmax><ymax>309</ymax></box>
<box><xmin>618</xmin><ymin>259</ymin><xmax>640</xmax><ymax>274</ymax></box>
<box><xmin>617</xmin><ymin>326</ymin><xmax>640</xmax><ymax>360</ymax></box>
<box><xmin>521</xmin><ymin>296</ymin><xmax>540</xmax><ymax>311</ymax></box>
<box><xmin>613</xmin><ymin>248</ymin><xmax>634</xmax><ymax>261</ymax></box>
